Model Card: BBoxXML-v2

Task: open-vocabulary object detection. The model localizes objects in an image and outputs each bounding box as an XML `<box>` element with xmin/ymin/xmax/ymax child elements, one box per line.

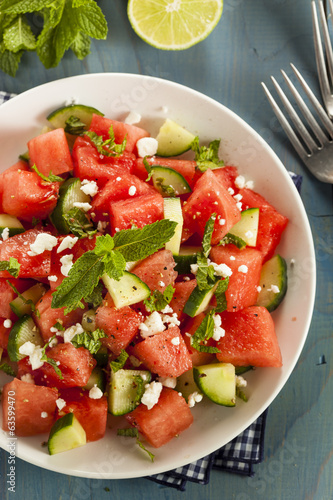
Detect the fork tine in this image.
<box><xmin>312</xmin><ymin>0</ymin><xmax>332</xmax><ymax>107</ymax></box>
<box><xmin>318</xmin><ymin>0</ymin><xmax>333</xmax><ymax>81</ymax></box>
<box><xmin>290</xmin><ymin>63</ymin><xmax>333</xmax><ymax>137</ymax></box>
<box><xmin>270</xmin><ymin>75</ymin><xmax>319</xmax><ymax>154</ymax></box>
<box><xmin>261</xmin><ymin>81</ymin><xmax>309</xmax><ymax>161</ymax></box>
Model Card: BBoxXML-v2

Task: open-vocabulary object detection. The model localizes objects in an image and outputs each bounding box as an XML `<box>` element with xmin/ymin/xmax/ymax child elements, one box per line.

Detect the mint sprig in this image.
<box><xmin>110</xmin><ymin>350</ymin><xmax>129</xmax><ymax>373</ymax></box>
<box><xmin>71</xmin><ymin>328</ymin><xmax>107</xmax><ymax>355</ymax></box>
<box><xmin>64</xmin><ymin>115</ymin><xmax>87</xmax><ymax>135</ymax></box>
<box><xmin>0</xmin><ymin>362</ymin><xmax>16</xmax><ymax>377</ymax></box>
<box><xmin>117</xmin><ymin>428</ymin><xmax>155</xmax><ymax>462</ymax></box>
<box><xmin>191</xmin><ymin>136</ymin><xmax>224</xmax><ymax>172</ymax></box>
<box><xmin>85</xmin><ymin>126</ymin><xmax>127</xmax><ymax>157</ymax></box>
<box><xmin>41</xmin><ymin>336</ymin><xmax>64</xmax><ymax>379</ymax></box>
<box><xmin>144</xmin><ymin>284</ymin><xmax>175</xmax><ymax>312</ymax></box>
<box><xmin>31</xmin><ymin>164</ymin><xmax>63</xmax><ymax>183</ymax></box>
<box><xmin>219</xmin><ymin>233</ymin><xmax>246</xmax><ymax>250</ymax></box>
<box><xmin>63</xmin><ymin>207</ymin><xmax>97</xmax><ymax>239</ymax></box>
<box><xmin>190</xmin><ymin>309</ymin><xmax>220</xmax><ymax>354</ymax></box>
<box><xmin>0</xmin><ymin>257</ymin><xmax>20</xmax><ymax>278</ymax></box>
<box><xmin>214</xmin><ymin>278</ymin><xmax>229</xmax><ymax>313</ymax></box>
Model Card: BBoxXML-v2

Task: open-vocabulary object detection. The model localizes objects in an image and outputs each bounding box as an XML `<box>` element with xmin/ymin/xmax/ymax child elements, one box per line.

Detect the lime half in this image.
<box><xmin>127</xmin><ymin>0</ymin><xmax>223</xmax><ymax>50</ymax></box>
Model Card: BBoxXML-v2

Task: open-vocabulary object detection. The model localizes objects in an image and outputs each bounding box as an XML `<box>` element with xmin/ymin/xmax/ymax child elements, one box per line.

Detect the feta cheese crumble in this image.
<box><xmin>60</xmin><ymin>254</ymin><xmax>74</xmax><ymax>277</ymax></box>
<box><xmin>157</xmin><ymin>376</ymin><xmax>177</xmax><ymax>389</ymax></box>
<box><xmin>48</xmin><ymin>275</ymin><xmax>58</xmax><ymax>283</ymax></box>
<box><xmin>21</xmin><ymin>373</ymin><xmax>34</xmax><ymax>384</ymax></box>
<box><xmin>218</xmin><ymin>218</ymin><xmax>226</xmax><ymax>226</ymax></box>
<box><xmin>171</xmin><ymin>336</ymin><xmax>180</xmax><ymax>346</ymax></box>
<box><xmin>269</xmin><ymin>285</ymin><xmax>280</xmax><ymax>293</ymax></box>
<box><xmin>128</xmin><ymin>185</ymin><xmax>137</xmax><ymax>196</ymax></box>
<box><xmin>1</xmin><ymin>227</ymin><xmax>9</xmax><ymax>241</ymax></box>
<box><xmin>188</xmin><ymin>391</ymin><xmax>203</xmax><ymax>408</ymax></box>
<box><xmin>73</xmin><ymin>202</ymin><xmax>92</xmax><ymax>212</ymax></box>
<box><xmin>212</xmin><ymin>314</ymin><xmax>225</xmax><ymax>341</ymax></box>
<box><xmin>97</xmin><ymin>220</ymin><xmax>109</xmax><ymax>233</ymax></box>
<box><xmin>89</xmin><ymin>384</ymin><xmax>104</xmax><ymax>399</ymax></box>
<box><xmin>141</xmin><ymin>381</ymin><xmax>163</xmax><ymax>410</ymax></box>
<box><xmin>56</xmin><ymin>398</ymin><xmax>66</xmax><ymax>411</ymax></box>
<box><xmin>136</xmin><ymin>137</ymin><xmax>158</xmax><ymax>158</ymax></box>
<box><xmin>57</xmin><ymin>235</ymin><xmax>78</xmax><ymax>253</ymax></box>
<box><xmin>62</xmin><ymin>323</ymin><xmax>84</xmax><ymax>343</ymax></box>
<box><xmin>3</xmin><ymin>319</ymin><xmax>12</xmax><ymax>329</ymax></box>
<box><xmin>236</xmin><ymin>375</ymin><xmax>247</xmax><ymax>388</ymax></box>
<box><xmin>238</xmin><ymin>265</ymin><xmax>248</xmax><ymax>273</ymax></box>
<box><xmin>18</xmin><ymin>342</ymin><xmax>44</xmax><ymax>370</ymax></box>
<box><xmin>124</xmin><ymin>110</ymin><xmax>141</xmax><ymax>125</ymax></box>
<box><xmin>80</xmin><ymin>179</ymin><xmax>98</xmax><ymax>197</ymax></box>
<box><xmin>28</xmin><ymin>233</ymin><xmax>58</xmax><ymax>256</ymax></box>
<box><xmin>139</xmin><ymin>311</ymin><xmax>165</xmax><ymax>338</ymax></box>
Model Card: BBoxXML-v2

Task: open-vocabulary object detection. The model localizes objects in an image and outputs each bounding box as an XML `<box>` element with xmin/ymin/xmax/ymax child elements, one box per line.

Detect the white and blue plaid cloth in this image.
<box><xmin>0</xmin><ymin>90</ymin><xmax>302</xmax><ymax>491</ymax></box>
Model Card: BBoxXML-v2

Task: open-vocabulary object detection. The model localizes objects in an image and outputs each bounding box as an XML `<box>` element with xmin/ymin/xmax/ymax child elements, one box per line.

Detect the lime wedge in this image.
<box><xmin>127</xmin><ymin>0</ymin><xmax>223</xmax><ymax>50</ymax></box>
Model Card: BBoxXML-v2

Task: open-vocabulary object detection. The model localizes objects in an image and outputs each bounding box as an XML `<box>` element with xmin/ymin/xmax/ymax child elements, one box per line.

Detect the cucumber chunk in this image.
<box><xmin>48</xmin><ymin>413</ymin><xmax>86</xmax><ymax>455</ymax></box>
<box><xmin>174</xmin><ymin>246</ymin><xmax>200</xmax><ymax>274</ymax></box>
<box><xmin>228</xmin><ymin>208</ymin><xmax>259</xmax><ymax>247</ymax></box>
<box><xmin>94</xmin><ymin>346</ymin><xmax>109</xmax><ymax>367</ymax></box>
<box><xmin>47</xmin><ymin>104</ymin><xmax>104</xmax><ymax>130</ymax></box>
<box><xmin>156</xmin><ymin>118</ymin><xmax>196</xmax><ymax>157</ymax></box>
<box><xmin>183</xmin><ymin>278</ymin><xmax>220</xmax><ymax>317</ymax></box>
<box><xmin>163</xmin><ymin>197</ymin><xmax>183</xmax><ymax>256</ymax></box>
<box><xmin>84</xmin><ymin>366</ymin><xmax>106</xmax><ymax>392</ymax></box>
<box><xmin>108</xmin><ymin>369</ymin><xmax>151</xmax><ymax>416</ymax></box>
<box><xmin>256</xmin><ymin>254</ymin><xmax>288</xmax><ymax>312</ymax></box>
<box><xmin>151</xmin><ymin>166</ymin><xmax>191</xmax><ymax>197</ymax></box>
<box><xmin>193</xmin><ymin>363</ymin><xmax>236</xmax><ymax>407</ymax></box>
<box><xmin>50</xmin><ymin>177</ymin><xmax>90</xmax><ymax>234</ymax></box>
<box><xmin>0</xmin><ymin>214</ymin><xmax>25</xmax><ymax>237</ymax></box>
<box><xmin>176</xmin><ymin>369</ymin><xmax>199</xmax><ymax>402</ymax></box>
<box><xmin>10</xmin><ymin>283</ymin><xmax>46</xmax><ymax>318</ymax></box>
<box><xmin>7</xmin><ymin>315</ymin><xmax>43</xmax><ymax>362</ymax></box>
<box><xmin>102</xmin><ymin>271</ymin><xmax>150</xmax><ymax>309</ymax></box>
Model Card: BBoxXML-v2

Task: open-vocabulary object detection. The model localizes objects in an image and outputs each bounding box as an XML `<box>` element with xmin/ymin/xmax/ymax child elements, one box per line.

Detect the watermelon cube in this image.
<box><xmin>28</xmin><ymin>128</ymin><xmax>73</xmax><ymax>176</ymax></box>
<box><xmin>109</xmin><ymin>192</ymin><xmax>164</xmax><ymax>233</ymax></box>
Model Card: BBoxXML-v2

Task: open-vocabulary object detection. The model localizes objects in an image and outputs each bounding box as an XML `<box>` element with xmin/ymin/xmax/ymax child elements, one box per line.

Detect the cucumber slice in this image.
<box><xmin>183</xmin><ymin>279</ymin><xmax>219</xmax><ymax>317</ymax></box>
<box><xmin>50</xmin><ymin>177</ymin><xmax>90</xmax><ymax>234</ymax></box>
<box><xmin>235</xmin><ymin>366</ymin><xmax>253</xmax><ymax>375</ymax></box>
<box><xmin>228</xmin><ymin>208</ymin><xmax>259</xmax><ymax>247</ymax></box>
<box><xmin>256</xmin><ymin>254</ymin><xmax>288</xmax><ymax>312</ymax></box>
<box><xmin>7</xmin><ymin>315</ymin><xmax>43</xmax><ymax>362</ymax></box>
<box><xmin>176</xmin><ymin>369</ymin><xmax>198</xmax><ymax>402</ymax></box>
<box><xmin>163</xmin><ymin>197</ymin><xmax>183</xmax><ymax>256</ymax></box>
<box><xmin>81</xmin><ymin>309</ymin><xmax>96</xmax><ymax>333</ymax></box>
<box><xmin>10</xmin><ymin>283</ymin><xmax>46</xmax><ymax>318</ymax></box>
<box><xmin>174</xmin><ymin>246</ymin><xmax>200</xmax><ymax>274</ymax></box>
<box><xmin>48</xmin><ymin>413</ymin><xmax>86</xmax><ymax>455</ymax></box>
<box><xmin>94</xmin><ymin>346</ymin><xmax>109</xmax><ymax>367</ymax></box>
<box><xmin>156</xmin><ymin>119</ymin><xmax>196</xmax><ymax>157</ymax></box>
<box><xmin>84</xmin><ymin>366</ymin><xmax>106</xmax><ymax>392</ymax></box>
<box><xmin>151</xmin><ymin>166</ymin><xmax>191</xmax><ymax>197</ymax></box>
<box><xmin>0</xmin><ymin>214</ymin><xmax>25</xmax><ymax>237</ymax></box>
<box><xmin>108</xmin><ymin>368</ymin><xmax>151</xmax><ymax>416</ymax></box>
<box><xmin>102</xmin><ymin>271</ymin><xmax>150</xmax><ymax>309</ymax></box>
<box><xmin>193</xmin><ymin>363</ymin><xmax>236</xmax><ymax>407</ymax></box>
<box><xmin>47</xmin><ymin>104</ymin><xmax>104</xmax><ymax>130</ymax></box>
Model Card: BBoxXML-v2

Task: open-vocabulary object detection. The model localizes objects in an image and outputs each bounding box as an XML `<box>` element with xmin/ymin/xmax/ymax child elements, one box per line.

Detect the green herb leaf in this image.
<box><xmin>219</xmin><ymin>233</ymin><xmax>246</xmax><ymax>250</ymax></box>
<box><xmin>236</xmin><ymin>386</ymin><xmax>248</xmax><ymax>402</ymax></box>
<box><xmin>202</xmin><ymin>213</ymin><xmax>216</xmax><ymax>258</ymax></box>
<box><xmin>74</xmin><ymin>0</ymin><xmax>108</xmax><ymax>40</ymax></box>
<box><xmin>31</xmin><ymin>164</ymin><xmax>63</xmax><ymax>182</ymax></box>
<box><xmin>110</xmin><ymin>350</ymin><xmax>129</xmax><ymax>373</ymax></box>
<box><xmin>214</xmin><ymin>278</ymin><xmax>229</xmax><ymax>313</ymax></box>
<box><xmin>113</xmin><ymin>219</ymin><xmax>177</xmax><ymax>262</ymax></box>
<box><xmin>0</xmin><ymin>362</ymin><xmax>16</xmax><ymax>377</ymax></box>
<box><xmin>52</xmin><ymin>321</ymin><xmax>65</xmax><ymax>332</ymax></box>
<box><xmin>63</xmin><ymin>207</ymin><xmax>97</xmax><ymax>239</ymax></box>
<box><xmin>71</xmin><ymin>328</ymin><xmax>107</xmax><ymax>355</ymax></box>
<box><xmin>143</xmin><ymin>156</ymin><xmax>152</xmax><ymax>181</ymax></box>
<box><xmin>3</xmin><ymin>14</ymin><xmax>36</xmax><ymax>52</ymax></box>
<box><xmin>94</xmin><ymin>234</ymin><xmax>126</xmax><ymax>280</ymax></box>
<box><xmin>191</xmin><ymin>136</ymin><xmax>224</xmax><ymax>172</ymax></box>
<box><xmin>85</xmin><ymin>126</ymin><xmax>127</xmax><ymax>157</ymax></box>
<box><xmin>70</xmin><ymin>30</ymin><xmax>91</xmax><ymax>60</ymax></box>
<box><xmin>40</xmin><ymin>336</ymin><xmax>63</xmax><ymax>379</ymax></box>
<box><xmin>7</xmin><ymin>279</ymin><xmax>36</xmax><ymax>312</ymax></box>
<box><xmin>195</xmin><ymin>251</ymin><xmax>217</xmax><ymax>291</ymax></box>
<box><xmin>154</xmin><ymin>177</ymin><xmax>176</xmax><ymax>197</ymax></box>
<box><xmin>0</xmin><ymin>42</ymin><xmax>22</xmax><ymax>77</ymax></box>
<box><xmin>84</xmin><ymin>280</ymin><xmax>104</xmax><ymax>307</ymax></box>
<box><xmin>144</xmin><ymin>284</ymin><xmax>175</xmax><ymax>312</ymax></box>
<box><xmin>0</xmin><ymin>257</ymin><xmax>20</xmax><ymax>278</ymax></box>
<box><xmin>191</xmin><ymin>309</ymin><xmax>220</xmax><ymax>353</ymax></box>
<box><xmin>64</xmin><ymin>115</ymin><xmax>87</xmax><ymax>135</ymax></box>
<box><xmin>117</xmin><ymin>428</ymin><xmax>155</xmax><ymax>462</ymax></box>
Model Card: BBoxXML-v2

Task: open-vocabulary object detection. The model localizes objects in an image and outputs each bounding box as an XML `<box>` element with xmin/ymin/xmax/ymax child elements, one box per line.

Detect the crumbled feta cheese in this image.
<box><xmin>136</xmin><ymin>137</ymin><xmax>158</xmax><ymax>158</ymax></box>
<box><xmin>171</xmin><ymin>336</ymin><xmax>180</xmax><ymax>346</ymax></box>
<box><xmin>139</xmin><ymin>311</ymin><xmax>165</xmax><ymax>338</ymax></box>
<box><xmin>141</xmin><ymin>381</ymin><xmax>163</xmax><ymax>410</ymax></box>
<box><xmin>190</xmin><ymin>263</ymin><xmax>199</xmax><ymax>275</ymax></box>
<box><xmin>245</xmin><ymin>180</ymin><xmax>254</xmax><ymax>189</ymax></box>
<box><xmin>236</xmin><ymin>201</ymin><xmax>243</xmax><ymax>211</ymax></box>
<box><xmin>48</xmin><ymin>275</ymin><xmax>58</xmax><ymax>283</ymax></box>
<box><xmin>28</xmin><ymin>233</ymin><xmax>58</xmax><ymax>256</ymax></box>
<box><xmin>233</xmin><ymin>194</ymin><xmax>243</xmax><ymax>202</ymax></box>
<box><xmin>116</xmin><ymin>177</ymin><xmax>122</xmax><ymax>181</ymax></box>
<box><xmin>80</xmin><ymin>179</ymin><xmax>99</xmax><ymax>197</ymax></box>
<box><xmin>73</xmin><ymin>202</ymin><xmax>92</xmax><ymax>212</ymax></box>
<box><xmin>236</xmin><ymin>375</ymin><xmax>247</xmax><ymax>388</ymax></box>
<box><xmin>128</xmin><ymin>185</ymin><xmax>137</xmax><ymax>196</ymax></box>
<box><xmin>162</xmin><ymin>312</ymin><xmax>180</xmax><ymax>327</ymax></box>
<box><xmin>97</xmin><ymin>220</ymin><xmax>109</xmax><ymax>233</ymax></box>
<box><xmin>18</xmin><ymin>342</ymin><xmax>44</xmax><ymax>370</ymax></box>
<box><xmin>56</xmin><ymin>398</ymin><xmax>66</xmax><ymax>411</ymax></box>
<box><xmin>228</xmin><ymin>187</ymin><xmax>235</xmax><ymax>195</ymax></box>
<box><xmin>230</xmin><ymin>256</ymin><xmax>236</xmax><ymax>261</ymax></box>
<box><xmin>41</xmin><ymin>412</ymin><xmax>48</xmax><ymax>418</ymax></box>
<box><xmin>48</xmin><ymin>337</ymin><xmax>58</xmax><ymax>348</ymax></box>
<box><xmin>183</xmin><ymin>276</ymin><xmax>190</xmax><ymax>281</ymax></box>
<box><xmin>234</xmin><ymin>175</ymin><xmax>246</xmax><ymax>189</ymax></box>
<box><xmin>188</xmin><ymin>391</ymin><xmax>203</xmax><ymax>408</ymax></box>
<box><xmin>238</xmin><ymin>265</ymin><xmax>248</xmax><ymax>273</ymax></box>
<box><xmin>158</xmin><ymin>280</ymin><xmax>165</xmax><ymax>287</ymax></box>
<box><xmin>89</xmin><ymin>384</ymin><xmax>103</xmax><ymax>399</ymax></box>
<box><xmin>269</xmin><ymin>285</ymin><xmax>280</xmax><ymax>293</ymax></box>
<box><xmin>257</xmin><ymin>286</ymin><xmax>262</xmax><ymax>292</ymax></box>
<box><xmin>62</xmin><ymin>323</ymin><xmax>84</xmax><ymax>343</ymax></box>
<box><xmin>212</xmin><ymin>314</ymin><xmax>225</xmax><ymax>341</ymax></box>
<box><xmin>1</xmin><ymin>227</ymin><xmax>9</xmax><ymax>241</ymax></box>
<box><xmin>60</xmin><ymin>254</ymin><xmax>74</xmax><ymax>277</ymax></box>
<box><xmin>245</xmin><ymin>230</ymin><xmax>253</xmax><ymax>239</ymax></box>
<box><xmin>57</xmin><ymin>235</ymin><xmax>78</xmax><ymax>253</ymax></box>
<box><xmin>21</xmin><ymin>373</ymin><xmax>34</xmax><ymax>384</ymax></box>
<box><xmin>3</xmin><ymin>319</ymin><xmax>12</xmax><ymax>329</ymax></box>
<box><xmin>161</xmin><ymin>304</ymin><xmax>173</xmax><ymax>314</ymax></box>
<box><xmin>157</xmin><ymin>376</ymin><xmax>177</xmax><ymax>389</ymax></box>
<box><xmin>124</xmin><ymin>110</ymin><xmax>141</xmax><ymax>125</ymax></box>
<box><xmin>210</xmin><ymin>261</ymin><xmax>233</xmax><ymax>278</ymax></box>
<box><xmin>218</xmin><ymin>218</ymin><xmax>226</xmax><ymax>226</ymax></box>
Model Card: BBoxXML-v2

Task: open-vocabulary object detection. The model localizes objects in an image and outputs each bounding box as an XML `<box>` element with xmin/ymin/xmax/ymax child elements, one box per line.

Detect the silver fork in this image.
<box><xmin>312</xmin><ymin>0</ymin><xmax>333</xmax><ymax>118</ymax></box>
<box><xmin>261</xmin><ymin>64</ymin><xmax>333</xmax><ymax>183</ymax></box>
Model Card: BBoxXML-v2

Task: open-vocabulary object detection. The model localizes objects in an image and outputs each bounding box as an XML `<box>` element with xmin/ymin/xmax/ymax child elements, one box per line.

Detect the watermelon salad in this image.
<box><xmin>0</xmin><ymin>105</ymin><xmax>288</xmax><ymax>458</ymax></box>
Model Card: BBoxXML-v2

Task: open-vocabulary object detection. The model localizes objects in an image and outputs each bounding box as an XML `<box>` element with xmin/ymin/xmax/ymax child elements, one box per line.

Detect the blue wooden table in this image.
<box><xmin>0</xmin><ymin>1</ymin><xmax>332</xmax><ymax>499</ymax></box>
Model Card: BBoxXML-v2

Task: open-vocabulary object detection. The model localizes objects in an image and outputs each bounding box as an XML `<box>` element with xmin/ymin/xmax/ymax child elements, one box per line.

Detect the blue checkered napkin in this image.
<box><xmin>0</xmin><ymin>91</ymin><xmax>16</xmax><ymax>104</ymax></box>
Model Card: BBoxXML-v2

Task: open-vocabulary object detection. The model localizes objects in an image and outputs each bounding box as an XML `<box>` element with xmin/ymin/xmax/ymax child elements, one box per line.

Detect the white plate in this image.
<box><xmin>0</xmin><ymin>73</ymin><xmax>316</xmax><ymax>479</ymax></box>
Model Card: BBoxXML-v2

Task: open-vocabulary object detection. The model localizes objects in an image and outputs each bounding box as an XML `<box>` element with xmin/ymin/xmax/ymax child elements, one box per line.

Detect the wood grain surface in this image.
<box><xmin>0</xmin><ymin>1</ymin><xmax>332</xmax><ymax>499</ymax></box>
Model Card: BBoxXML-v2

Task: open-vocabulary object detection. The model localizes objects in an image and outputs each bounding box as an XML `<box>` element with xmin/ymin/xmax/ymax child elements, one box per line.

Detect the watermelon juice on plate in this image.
<box><xmin>0</xmin><ymin>74</ymin><xmax>315</xmax><ymax>479</ymax></box>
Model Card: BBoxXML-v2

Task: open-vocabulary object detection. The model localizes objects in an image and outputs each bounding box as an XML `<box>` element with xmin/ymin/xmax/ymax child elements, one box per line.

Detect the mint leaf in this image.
<box><xmin>0</xmin><ymin>1</ymin><xmax>53</xmax><ymax>14</ymax></box>
<box><xmin>85</xmin><ymin>126</ymin><xmax>127</xmax><ymax>157</ymax></box>
<box><xmin>94</xmin><ymin>233</ymin><xmax>115</xmax><ymax>254</ymax></box>
<box><xmin>0</xmin><ymin>41</ymin><xmax>22</xmax><ymax>76</ymax></box>
<box><xmin>94</xmin><ymin>234</ymin><xmax>126</xmax><ymax>280</ymax></box>
<box><xmin>74</xmin><ymin>0</ymin><xmax>107</xmax><ymax>39</ymax></box>
<box><xmin>236</xmin><ymin>386</ymin><xmax>248</xmax><ymax>402</ymax></box>
<box><xmin>214</xmin><ymin>278</ymin><xmax>229</xmax><ymax>313</ymax></box>
<box><xmin>143</xmin><ymin>156</ymin><xmax>152</xmax><ymax>181</ymax></box>
<box><xmin>191</xmin><ymin>310</ymin><xmax>220</xmax><ymax>354</ymax></box>
<box><xmin>64</xmin><ymin>115</ymin><xmax>87</xmax><ymax>135</ymax></box>
<box><xmin>51</xmin><ymin>251</ymin><xmax>104</xmax><ymax>312</ymax></box>
<box><xmin>31</xmin><ymin>164</ymin><xmax>63</xmax><ymax>182</ymax></box>
<box><xmin>0</xmin><ymin>362</ymin><xmax>16</xmax><ymax>377</ymax></box>
<box><xmin>84</xmin><ymin>280</ymin><xmax>103</xmax><ymax>307</ymax></box>
<box><xmin>3</xmin><ymin>15</ymin><xmax>36</xmax><ymax>52</ymax></box>
<box><xmin>154</xmin><ymin>176</ymin><xmax>176</xmax><ymax>197</ymax></box>
<box><xmin>110</xmin><ymin>350</ymin><xmax>129</xmax><ymax>373</ymax></box>
<box><xmin>191</xmin><ymin>136</ymin><xmax>224</xmax><ymax>172</ymax></box>
<box><xmin>71</xmin><ymin>328</ymin><xmax>107</xmax><ymax>355</ymax></box>
<box><xmin>117</xmin><ymin>428</ymin><xmax>155</xmax><ymax>462</ymax></box>
<box><xmin>0</xmin><ymin>258</ymin><xmax>20</xmax><ymax>278</ymax></box>
<box><xmin>52</xmin><ymin>321</ymin><xmax>65</xmax><ymax>331</ymax></box>
<box><xmin>202</xmin><ymin>213</ymin><xmax>216</xmax><ymax>258</ymax></box>
<box><xmin>219</xmin><ymin>233</ymin><xmax>246</xmax><ymax>250</ymax></box>
<box><xmin>144</xmin><ymin>284</ymin><xmax>175</xmax><ymax>312</ymax></box>
<box><xmin>113</xmin><ymin>219</ymin><xmax>177</xmax><ymax>262</ymax></box>
<box><xmin>70</xmin><ymin>30</ymin><xmax>91</xmax><ymax>60</ymax></box>
<box><xmin>36</xmin><ymin>2</ymin><xmax>65</xmax><ymax>69</ymax></box>
<box><xmin>41</xmin><ymin>336</ymin><xmax>63</xmax><ymax>379</ymax></box>
<box><xmin>195</xmin><ymin>252</ymin><xmax>216</xmax><ymax>291</ymax></box>
<box><xmin>63</xmin><ymin>207</ymin><xmax>97</xmax><ymax>239</ymax></box>
<box><xmin>7</xmin><ymin>279</ymin><xmax>36</xmax><ymax>312</ymax></box>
